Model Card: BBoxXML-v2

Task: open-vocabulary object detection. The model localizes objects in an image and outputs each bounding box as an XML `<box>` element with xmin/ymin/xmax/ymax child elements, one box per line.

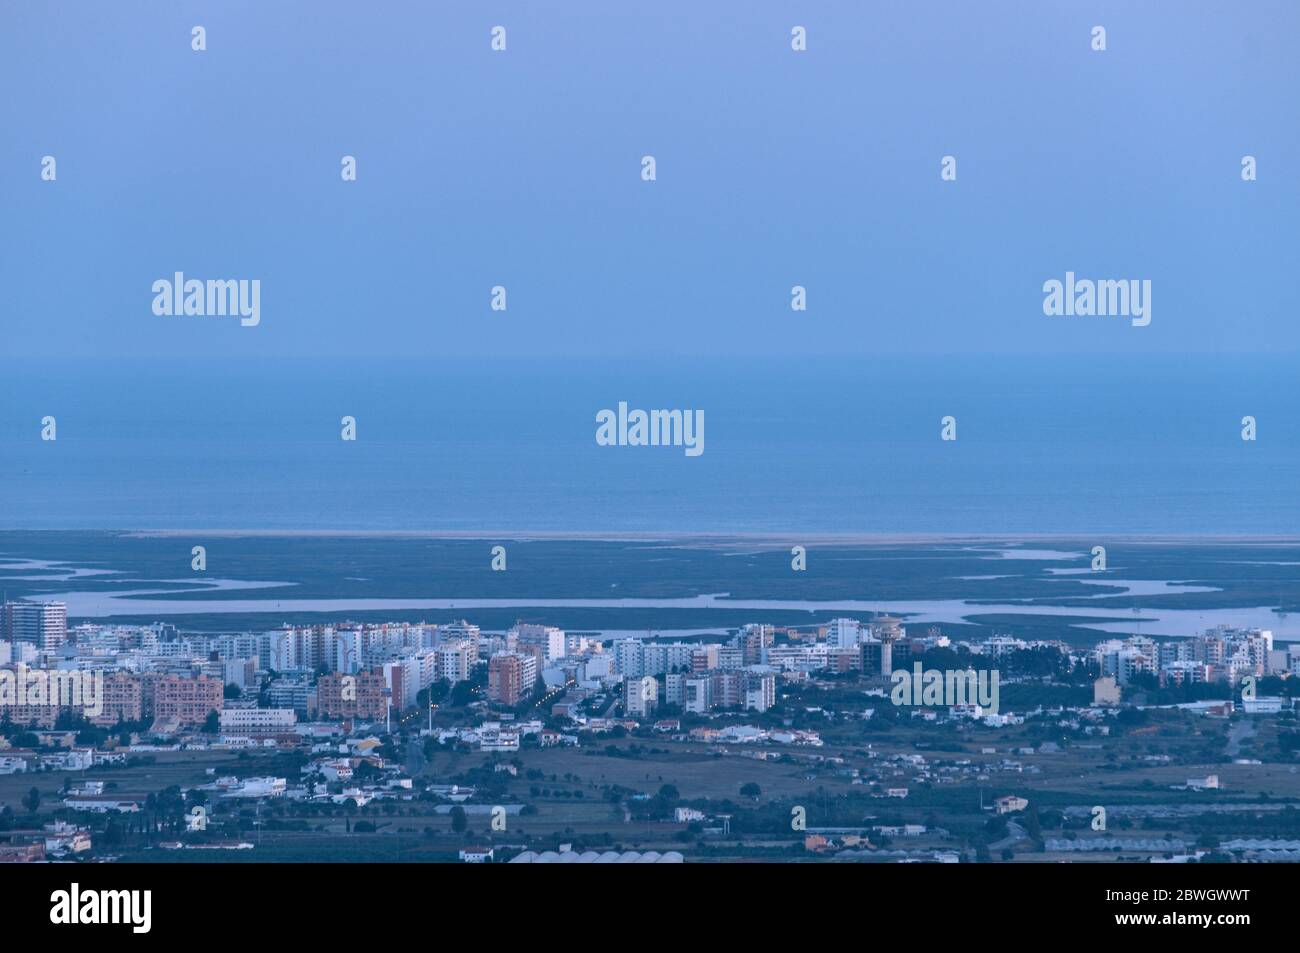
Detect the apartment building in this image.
<box><xmin>488</xmin><ymin>652</ymin><xmax>538</xmax><ymax>707</ymax></box>
<box><xmin>154</xmin><ymin>675</ymin><xmax>223</xmax><ymax>727</ymax></box>
<box><xmin>2</xmin><ymin>601</ymin><xmax>68</xmax><ymax>652</ymax></box>
<box><xmin>317</xmin><ymin>669</ymin><xmax>388</xmax><ymax>721</ymax></box>
<box><xmin>624</xmin><ymin>675</ymin><xmax>658</xmax><ymax>718</ymax></box>
<box><xmin>219</xmin><ymin>708</ymin><xmax>297</xmax><ymax>733</ymax></box>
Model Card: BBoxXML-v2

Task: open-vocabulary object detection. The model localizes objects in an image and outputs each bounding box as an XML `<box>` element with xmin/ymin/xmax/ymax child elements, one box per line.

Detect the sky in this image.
<box><xmin>2</xmin><ymin>0</ymin><xmax>1298</xmax><ymax>363</ymax></box>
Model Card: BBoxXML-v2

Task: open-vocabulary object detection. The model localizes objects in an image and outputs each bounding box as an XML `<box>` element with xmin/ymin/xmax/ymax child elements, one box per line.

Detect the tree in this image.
<box><xmin>22</xmin><ymin>787</ymin><xmax>41</xmax><ymax>814</ymax></box>
<box><xmin>739</xmin><ymin>782</ymin><xmax>761</xmax><ymax>799</ymax></box>
<box><xmin>1023</xmin><ymin>805</ymin><xmax>1043</xmax><ymax>843</ymax></box>
<box><xmin>103</xmin><ymin>820</ymin><xmax>124</xmax><ymax>847</ymax></box>
<box><xmin>985</xmin><ymin>815</ymin><xmax>1009</xmax><ymax>839</ymax></box>
<box><xmin>450</xmin><ymin>805</ymin><xmax>468</xmax><ymax>833</ymax></box>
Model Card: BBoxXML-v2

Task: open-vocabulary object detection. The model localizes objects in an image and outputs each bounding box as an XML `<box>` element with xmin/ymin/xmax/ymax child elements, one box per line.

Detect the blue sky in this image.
<box><xmin>3</xmin><ymin>0</ymin><xmax>1298</xmax><ymax>361</ymax></box>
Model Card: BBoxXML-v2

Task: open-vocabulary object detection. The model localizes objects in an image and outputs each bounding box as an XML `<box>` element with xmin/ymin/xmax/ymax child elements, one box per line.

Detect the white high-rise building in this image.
<box><xmin>624</xmin><ymin>675</ymin><xmax>659</xmax><ymax>718</ymax></box>
<box><xmin>827</xmin><ymin>618</ymin><xmax>862</xmax><ymax>650</ymax></box>
<box><xmin>614</xmin><ymin>640</ymin><xmax>643</xmax><ymax>678</ymax></box>
<box><xmin>642</xmin><ymin>642</ymin><xmax>696</xmax><ymax>676</ymax></box>
<box><xmin>435</xmin><ymin>640</ymin><xmax>474</xmax><ymax>684</ymax></box>
<box><xmin>439</xmin><ymin>621</ymin><xmax>481</xmax><ymax>646</ymax></box>
<box><xmin>744</xmin><ymin>673</ymin><xmax>776</xmax><ymax>713</ymax></box>
<box><xmin>3</xmin><ymin>601</ymin><xmax>67</xmax><ymax>652</ymax></box>
<box><xmin>510</xmin><ymin>624</ymin><xmax>567</xmax><ymax>662</ymax></box>
<box><xmin>684</xmin><ymin>676</ymin><xmax>712</xmax><ymax>714</ymax></box>
<box><xmin>664</xmin><ymin>672</ymin><xmax>686</xmax><ymax>706</ymax></box>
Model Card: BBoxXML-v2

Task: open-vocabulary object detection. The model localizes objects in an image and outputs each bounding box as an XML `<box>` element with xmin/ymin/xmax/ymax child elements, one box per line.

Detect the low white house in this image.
<box><xmin>216</xmin><ymin>776</ymin><xmax>287</xmax><ymax>798</ymax></box>
<box><xmin>63</xmin><ymin>796</ymin><xmax>141</xmax><ymax>813</ymax></box>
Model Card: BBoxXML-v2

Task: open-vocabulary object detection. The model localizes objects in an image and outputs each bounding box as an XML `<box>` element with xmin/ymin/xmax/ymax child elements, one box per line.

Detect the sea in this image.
<box><xmin>1</xmin><ymin>354</ymin><xmax>1297</xmax><ymax>535</ymax></box>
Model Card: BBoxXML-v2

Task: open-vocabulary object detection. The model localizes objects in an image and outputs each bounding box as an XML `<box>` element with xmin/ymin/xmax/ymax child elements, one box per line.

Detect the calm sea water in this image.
<box><xmin>1</xmin><ymin>355</ymin><xmax>1296</xmax><ymax>535</ymax></box>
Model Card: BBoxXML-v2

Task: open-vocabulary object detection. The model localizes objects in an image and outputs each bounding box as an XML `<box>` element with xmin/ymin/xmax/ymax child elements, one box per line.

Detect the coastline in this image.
<box><xmin>101</xmin><ymin>530</ymin><xmax>1300</xmax><ymax>544</ymax></box>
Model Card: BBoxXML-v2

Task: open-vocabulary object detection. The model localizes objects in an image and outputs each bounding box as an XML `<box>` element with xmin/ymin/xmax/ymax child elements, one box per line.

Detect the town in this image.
<box><xmin>2</xmin><ymin>598</ymin><xmax>1298</xmax><ymax>864</ymax></box>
